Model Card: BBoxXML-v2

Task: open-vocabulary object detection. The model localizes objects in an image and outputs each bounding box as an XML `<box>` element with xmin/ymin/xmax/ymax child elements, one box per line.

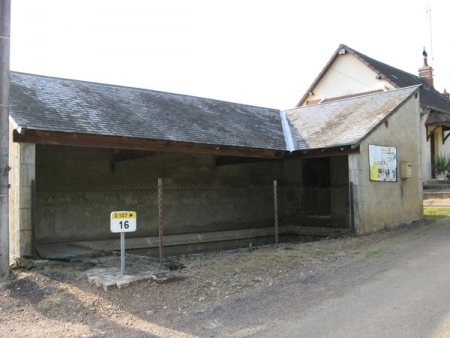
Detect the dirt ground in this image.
<box><xmin>0</xmin><ymin>216</ymin><xmax>446</xmax><ymax>338</ymax></box>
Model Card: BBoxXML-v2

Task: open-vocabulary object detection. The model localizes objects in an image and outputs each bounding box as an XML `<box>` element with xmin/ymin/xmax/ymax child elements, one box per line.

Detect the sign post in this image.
<box><xmin>110</xmin><ymin>211</ymin><xmax>137</xmax><ymax>275</ymax></box>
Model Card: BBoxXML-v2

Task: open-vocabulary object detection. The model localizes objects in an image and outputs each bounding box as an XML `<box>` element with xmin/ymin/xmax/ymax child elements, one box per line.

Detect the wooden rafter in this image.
<box><xmin>13</xmin><ymin>129</ymin><xmax>284</xmax><ymax>159</ymax></box>
<box><xmin>290</xmin><ymin>146</ymin><xmax>360</xmax><ymax>158</ymax></box>
<box><xmin>12</xmin><ymin>130</ymin><xmax>361</xmax><ymax>161</ymax></box>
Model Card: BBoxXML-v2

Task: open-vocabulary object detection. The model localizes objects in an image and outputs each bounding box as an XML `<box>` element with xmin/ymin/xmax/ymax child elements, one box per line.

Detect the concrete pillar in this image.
<box><xmin>348</xmin><ymin>154</ymin><xmax>365</xmax><ymax>234</ymax></box>
<box><xmin>9</xmin><ymin>138</ymin><xmax>35</xmax><ymax>259</ymax></box>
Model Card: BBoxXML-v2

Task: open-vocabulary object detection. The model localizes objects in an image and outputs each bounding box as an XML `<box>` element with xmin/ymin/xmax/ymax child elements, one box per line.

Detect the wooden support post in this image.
<box><xmin>274</xmin><ymin>180</ymin><xmax>279</xmax><ymax>247</ymax></box>
<box><xmin>158</xmin><ymin>178</ymin><xmax>164</xmax><ymax>265</ymax></box>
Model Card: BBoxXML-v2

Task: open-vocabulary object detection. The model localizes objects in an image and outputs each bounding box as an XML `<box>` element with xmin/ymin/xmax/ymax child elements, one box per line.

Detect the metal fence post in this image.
<box><xmin>274</xmin><ymin>180</ymin><xmax>279</xmax><ymax>247</ymax></box>
<box><xmin>158</xmin><ymin>178</ymin><xmax>164</xmax><ymax>265</ymax></box>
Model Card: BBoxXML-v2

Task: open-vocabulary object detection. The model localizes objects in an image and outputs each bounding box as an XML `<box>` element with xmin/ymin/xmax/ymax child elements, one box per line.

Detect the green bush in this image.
<box><xmin>434</xmin><ymin>154</ymin><xmax>450</xmax><ymax>175</ymax></box>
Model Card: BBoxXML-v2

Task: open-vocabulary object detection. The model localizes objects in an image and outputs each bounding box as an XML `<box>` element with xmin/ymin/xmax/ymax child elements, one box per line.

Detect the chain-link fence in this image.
<box><xmin>34</xmin><ymin>180</ymin><xmax>352</xmax><ymax>259</ymax></box>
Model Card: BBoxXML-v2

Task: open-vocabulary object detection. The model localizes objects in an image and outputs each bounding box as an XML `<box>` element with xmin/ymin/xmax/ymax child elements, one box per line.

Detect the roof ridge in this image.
<box><xmin>287</xmin><ymin>85</ymin><xmax>420</xmax><ymax>112</ymax></box>
<box><xmin>341</xmin><ymin>45</ymin><xmax>414</xmax><ymax>86</ymax></box>
<box><xmin>321</xmin><ymin>89</ymin><xmax>385</xmax><ymax>103</ymax></box>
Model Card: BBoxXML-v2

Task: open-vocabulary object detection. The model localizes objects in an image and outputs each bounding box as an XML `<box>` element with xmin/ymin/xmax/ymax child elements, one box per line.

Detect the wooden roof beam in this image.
<box><xmin>13</xmin><ymin>129</ymin><xmax>285</xmax><ymax>159</ymax></box>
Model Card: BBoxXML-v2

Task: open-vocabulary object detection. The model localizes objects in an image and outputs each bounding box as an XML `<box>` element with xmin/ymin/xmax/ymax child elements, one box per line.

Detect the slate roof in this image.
<box><xmin>9</xmin><ymin>72</ymin><xmax>420</xmax><ymax>155</ymax></box>
<box><xmin>345</xmin><ymin>44</ymin><xmax>450</xmax><ymax>114</ymax></box>
<box><xmin>297</xmin><ymin>44</ymin><xmax>450</xmax><ymax>114</ymax></box>
<box><xmin>285</xmin><ymin>86</ymin><xmax>419</xmax><ymax>151</ymax></box>
<box><xmin>9</xmin><ymin>72</ymin><xmax>286</xmax><ymax>151</ymax></box>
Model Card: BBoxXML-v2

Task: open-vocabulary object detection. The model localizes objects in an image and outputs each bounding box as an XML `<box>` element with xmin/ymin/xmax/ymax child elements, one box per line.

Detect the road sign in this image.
<box><xmin>110</xmin><ymin>211</ymin><xmax>137</xmax><ymax>233</ymax></box>
<box><xmin>110</xmin><ymin>211</ymin><xmax>137</xmax><ymax>275</ymax></box>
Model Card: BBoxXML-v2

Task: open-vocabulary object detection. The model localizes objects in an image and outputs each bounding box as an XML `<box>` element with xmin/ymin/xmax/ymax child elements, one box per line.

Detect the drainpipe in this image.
<box><xmin>0</xmin><ymin>0</ymin><xmax>11</xmax><ymax>282</ymax></box>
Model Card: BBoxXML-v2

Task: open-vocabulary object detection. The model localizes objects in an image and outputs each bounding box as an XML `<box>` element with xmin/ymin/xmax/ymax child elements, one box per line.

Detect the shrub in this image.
<box><xmin>434</xmin><ymin>154</ymin><xmax>450</xmax><ymax>175</ymax></box>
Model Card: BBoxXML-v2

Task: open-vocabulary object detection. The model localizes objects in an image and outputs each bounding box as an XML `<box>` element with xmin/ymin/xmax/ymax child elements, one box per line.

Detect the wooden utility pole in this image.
<box><xmin>0</xmin><ymin>0</ymin><xmax>11</xmax><ymax>282</ymax></box>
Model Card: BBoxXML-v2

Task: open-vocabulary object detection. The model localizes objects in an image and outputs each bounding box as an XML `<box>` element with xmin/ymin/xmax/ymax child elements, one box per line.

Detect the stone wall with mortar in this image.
<box><xmin>9</xmin><ymin>124</ymin><xmax>35</xmax><ymax>259</ymax></box>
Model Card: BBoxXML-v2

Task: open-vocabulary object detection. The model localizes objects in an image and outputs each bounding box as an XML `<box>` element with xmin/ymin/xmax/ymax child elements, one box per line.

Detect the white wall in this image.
<box><xmin>302</xmin><ymin>53</ymin><xmax>395</xmax><ymax>105</ymax></box>
<box><xmin>421</xmin><ymin>112</ymin><xmax>432</xmax><ymax>181</ymax></box>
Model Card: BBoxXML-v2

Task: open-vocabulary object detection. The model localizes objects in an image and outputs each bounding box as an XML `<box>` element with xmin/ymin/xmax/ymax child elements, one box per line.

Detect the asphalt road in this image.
<box><xmin>179</xmin><ymin>216</ymin><xmax>450</xmax><ymax>338</ymax></box>
<box><xmin>251</xmin><ymin>218</ymin><xmax>450</xmax><ymax>338</ymax></box>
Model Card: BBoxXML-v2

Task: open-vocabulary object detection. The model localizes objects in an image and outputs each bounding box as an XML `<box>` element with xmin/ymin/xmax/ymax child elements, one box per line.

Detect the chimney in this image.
<box><xmin>444</xmin><ymin>89</ymin><xmax>450</xmax><ymax>100</ymax></box>
<box><xmin>419</xmin><ymin>48</ymin><xmax>434</xmax><ymax>87</ymax></box>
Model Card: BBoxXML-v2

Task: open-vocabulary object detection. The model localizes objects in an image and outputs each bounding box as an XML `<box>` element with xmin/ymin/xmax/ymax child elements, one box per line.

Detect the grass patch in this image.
<box><xmin>366</xmin><ymin>248</ymin><xmax>384</xmax><ymax>257</ymax></box>
<box><xmin>423</xmin><ymin>207</ymin><xmax>450</xmax><ymax>218</ymax></box>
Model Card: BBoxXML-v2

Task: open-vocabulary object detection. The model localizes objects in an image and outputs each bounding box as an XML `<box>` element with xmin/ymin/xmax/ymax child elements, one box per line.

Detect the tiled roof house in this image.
<box><xmin>296</xmin><ymin>44</ymin><xmax>450</xmax><ymax>181</ymax></box>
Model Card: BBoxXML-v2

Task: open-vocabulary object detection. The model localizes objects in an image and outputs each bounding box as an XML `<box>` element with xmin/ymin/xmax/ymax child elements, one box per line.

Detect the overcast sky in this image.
<box><xmin>9</xmin><ymin>0</ymin><xmax>450</xmax><ymax>109</ymax></box>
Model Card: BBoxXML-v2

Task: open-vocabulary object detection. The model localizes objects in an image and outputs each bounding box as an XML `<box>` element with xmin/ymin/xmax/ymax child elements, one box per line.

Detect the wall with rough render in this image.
<box><xmin>34</xmin><ymin>146</ymin><xmax>309</xmax><ymax>243</ymax></box>
<box><xmin>349</xmin><ymin>94</ymin><xmax>422</xmax><ymax>234</ymax></box>
<box><xmin>36</xmin><ymin>146</ymin><xmax>295</xmax><ymax>187</ymax></box>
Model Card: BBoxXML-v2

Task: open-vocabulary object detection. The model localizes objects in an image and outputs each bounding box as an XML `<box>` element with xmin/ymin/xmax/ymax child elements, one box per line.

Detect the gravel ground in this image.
<box><xmin>0</xmin><ymin>216</ymin><xmax>445</xmax><ymax>338</ymax></box>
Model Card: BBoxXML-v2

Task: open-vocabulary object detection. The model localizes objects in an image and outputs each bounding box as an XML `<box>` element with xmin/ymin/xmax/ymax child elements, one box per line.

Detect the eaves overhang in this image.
<box><xmin>13</xmin><ymin>129</ymin><xmax>287</xmax><ymax>159</ymax></box>
<box><xmin>424</xmin><ymin>111</ymin><xmax>450</xmax><ymax>144</ymax></box>
<box><xmin>425</xmin><ymin>105</ymin><xmax>450</xmax><ymax>115</ymax></box>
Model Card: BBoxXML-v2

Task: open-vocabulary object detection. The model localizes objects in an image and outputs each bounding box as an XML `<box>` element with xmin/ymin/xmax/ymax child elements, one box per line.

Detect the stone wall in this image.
<box><xmin>36</xmin><ymin>146</ymin><xmax>297</xmax><ymax>188</ymax></box>
<box><xmin>9</xmin><ymin>126</ymin><xmax>35</xmax><ymax>259</ymax></box>
<box><xmin>34</xmin><ymin>146</ymin><xmax>307</xmax><ymax>243</ymax></box>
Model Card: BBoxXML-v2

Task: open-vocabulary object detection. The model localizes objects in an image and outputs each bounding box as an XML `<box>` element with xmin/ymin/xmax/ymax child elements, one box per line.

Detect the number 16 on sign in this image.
<box><xmin>110</xmin><ymin>211</ymin><xmax>137</xmax><ymax>275</ymax></box>
<box><xmin>111</xmin><ymin>211</ymin><xmax>137</xmax><ymax>232</ymax></box>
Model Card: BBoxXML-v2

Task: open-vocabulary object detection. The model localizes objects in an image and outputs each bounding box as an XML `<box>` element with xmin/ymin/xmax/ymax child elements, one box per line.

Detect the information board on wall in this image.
<box><xmin>369</xmin><ymin>145</ymin><xmax>397</xmax><ymax>182</ymax></box>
